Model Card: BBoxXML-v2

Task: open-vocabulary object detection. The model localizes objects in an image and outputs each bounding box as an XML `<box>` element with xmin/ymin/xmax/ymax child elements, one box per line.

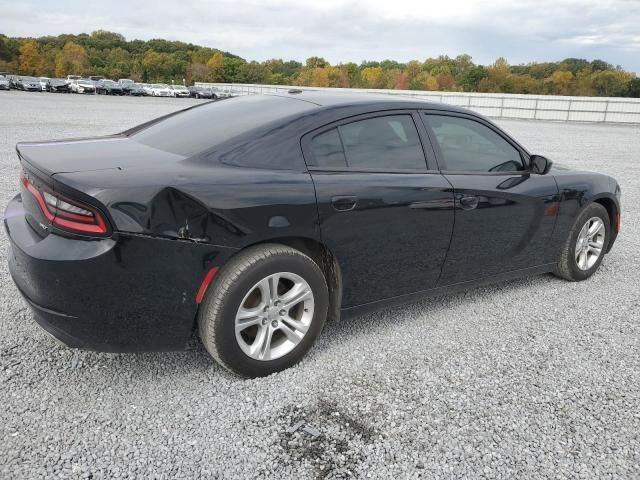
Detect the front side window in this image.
<box><xmin>309</xmin><ymin>115</ymin><xmax>427</xmax><ymax>170</ymax></box>
<box><xmin>424</xmin><ymin>115</ymin><xmax>524</xmax><ymax>173</ymax></box>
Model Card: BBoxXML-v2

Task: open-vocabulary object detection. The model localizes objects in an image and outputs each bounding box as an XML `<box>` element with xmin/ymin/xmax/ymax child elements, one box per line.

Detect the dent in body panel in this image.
<box><xmin>55</xmin><ymin>165</ymin><xmax>320</xmax><ymax>248</ymax></box>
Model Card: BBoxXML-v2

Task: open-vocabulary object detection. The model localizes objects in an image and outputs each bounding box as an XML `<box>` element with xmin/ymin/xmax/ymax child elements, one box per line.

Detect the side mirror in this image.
<box><xmin>529</xmin><ymin>154</ymin><xmax>552</xmax><ymax>175</ymax></box>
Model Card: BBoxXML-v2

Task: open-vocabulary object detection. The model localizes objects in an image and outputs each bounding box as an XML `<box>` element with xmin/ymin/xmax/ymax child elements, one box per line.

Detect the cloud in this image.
<box><xmin>1</xmin><ymin>0</ymin><xmax>639</xmax><ymax>71</ymax></box>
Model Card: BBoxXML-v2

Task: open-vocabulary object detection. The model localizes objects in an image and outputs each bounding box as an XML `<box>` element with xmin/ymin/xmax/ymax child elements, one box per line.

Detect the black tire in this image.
<box><xmin>198</xmin><ymin>244</ymin><xmax>329</xmax><ymax>378</ymax></box>
<box><xmin>553</xmin><ymin>203</ymin><xmax>610</xmax><ymax>281</ymax></box>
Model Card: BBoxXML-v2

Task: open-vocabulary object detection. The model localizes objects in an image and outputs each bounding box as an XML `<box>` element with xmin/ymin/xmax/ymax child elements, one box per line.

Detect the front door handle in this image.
<box><xmin>458</xmin><ymin>195</ymin><xmax>479</xmax><ymax>210</ymax></box>
<box><xmin>331</xmin><ymin>195</ymin><xmax>358</xmax><ymax>212</ymax></box>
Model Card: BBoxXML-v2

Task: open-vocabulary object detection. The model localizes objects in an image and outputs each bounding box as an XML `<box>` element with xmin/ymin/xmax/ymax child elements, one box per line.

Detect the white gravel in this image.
<box><xmin>1</xmin><ymin>91</ymin><xmax>639</xmax><ymax>479</ymax></box>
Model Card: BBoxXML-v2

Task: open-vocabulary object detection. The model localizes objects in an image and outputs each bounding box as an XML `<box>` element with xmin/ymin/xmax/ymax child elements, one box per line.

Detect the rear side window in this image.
<box><xmin>309</xmin><ymin>115</ymin><xmax>427</xmax><ymax>170</ymax></box>
<box><xmin>310</xmin><ymin>129</ymin><xmax>347</xmax><ymax>167</ymax></box>
<box><xmin>128</xmin><ymin>95</ymin><xmax>315</xmax><ymax>157</ymax></box>
<box><xmin>424</xmin><ymin>114</ymin><xmax>524</xmax><ymax>172</ymax></box>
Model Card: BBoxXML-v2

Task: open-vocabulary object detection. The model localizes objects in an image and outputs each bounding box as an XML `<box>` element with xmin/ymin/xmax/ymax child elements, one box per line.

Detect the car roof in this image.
<box><xmin>263</xmin><ymin>90</ymin><xmax>468</xmax><ymax>113</ymax></box>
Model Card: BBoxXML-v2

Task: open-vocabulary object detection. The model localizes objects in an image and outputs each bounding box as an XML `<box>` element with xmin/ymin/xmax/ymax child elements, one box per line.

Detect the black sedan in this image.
<box><xmin>46</xmin><ymin>78</ymin><xmax>71</xmax><ymax>93</ymax></box>
<box><xmin>127</xmin><ymin>83</ymin><xmax>147</xmax><ymax>96</ymax></box>
<box><xmin>5</xmin><ymin>93</ymin><xmax>621</xmax><ymax>377</ymax></box>
<box><xmin>189</xmin><ymin>86</ymin><xmax>215</xmax><ymax>99</ymax></box>
<box><xmin>96</xmin><ymin>79</ymin><xmax>124</xmax><ymax>95</ymax></box>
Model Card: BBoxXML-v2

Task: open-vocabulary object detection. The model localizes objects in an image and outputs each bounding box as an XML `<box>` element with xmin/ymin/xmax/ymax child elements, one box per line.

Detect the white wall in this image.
<box><xmin>196</xmin><ymin>82</ymin><xmax>640</xmax><ymax>124</ymax></box>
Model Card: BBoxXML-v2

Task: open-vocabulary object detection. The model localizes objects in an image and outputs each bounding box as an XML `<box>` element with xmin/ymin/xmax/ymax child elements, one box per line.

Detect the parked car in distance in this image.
<box><xmin>170</xmin><ymin>85</ymin><xmax>190</xmax><ymax>97</ymax></box>
<box><xmin>127</xmin><ymin>83</ymin><xmax>147</xmax><ymax>96</ymax></box>
<box><xmin>189</xmin><ymin>86</ymin><xmax>214</xmax><ymax>99</ymax></box>
<box><xmin>70</xmin><ymin>79</ymin><xmax>96</xmax><ymax>94</ymax></box>
<box><xmin>46</xmin><ymin>78</ymin><xmax>71</xmax><ymax>93</ymax></box>
<box><xmin>0</xmin><ymin>76</ymin><xmax>10</xmax><ymax>90</ymax></box>
<box><xmin>4</xmin><ymin>93</ymin><xmax>621</xmax><ymax>378</ymax></box>
<box><xmin>218</xmin><ymin>87</ymin><xmax>240</xmax><ymax>98</ymax></box>
<box><xmin>150</xmin><ymin>84</ymin><xmax>172</xmax><ymax>97</ymax></box>
<box><xmin>96</xmin><ymin>79</ymin><xmax>124</xmax><ymax>95</ymax></box>
<box><xmin>16</xmin><ymin>77</ymin><xmax>42</xmax><ymax>91</ymax></box>
<box><xmin>38</xmin><ymin>77</ymin><xmax>50</xmax><ymax>91</ymax></box>
<box><xmin>7</xmin><ymin>75</ymin><xmax>19</xmax><ymax>89</ymax></box>
<box><xmin>118</xmin><ymin>79</ymin><xmax>136</xmax><ymax>94</ymax></box>
<box><xmin>66</xmin><ymin>75</ymin><xmax>82</xmax><ymax>84</ymax></box>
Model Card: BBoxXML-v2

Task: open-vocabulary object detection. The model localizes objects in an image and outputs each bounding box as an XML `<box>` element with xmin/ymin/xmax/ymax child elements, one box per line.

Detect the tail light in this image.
<box><xmin>21</xmin><ymin>174</ymin><xmax>109</xmax><ymax>235</ymax></box>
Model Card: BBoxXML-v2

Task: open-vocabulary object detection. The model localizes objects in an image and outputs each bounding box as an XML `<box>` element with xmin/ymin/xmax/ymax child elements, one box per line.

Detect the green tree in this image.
<box><xmin>460</xmin><ymin>66</ymin><xmax>488</xmax><ymax>92</ymax></box>
<box><xmin>624</xmin><ymin>78</ymin><xmax>640</xmax><ymax>98</ymax></box>
<box><xmin>306</xmin><ymin>56</ymin><xmax>328</xmax><ymax>69</ymax></box>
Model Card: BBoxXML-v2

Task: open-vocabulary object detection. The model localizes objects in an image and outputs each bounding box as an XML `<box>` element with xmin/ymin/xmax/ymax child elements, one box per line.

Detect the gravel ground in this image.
<box><xmin>0</xmin><ymin>91</ymin><xmax>639</xmax><ymax>479</ymax></box>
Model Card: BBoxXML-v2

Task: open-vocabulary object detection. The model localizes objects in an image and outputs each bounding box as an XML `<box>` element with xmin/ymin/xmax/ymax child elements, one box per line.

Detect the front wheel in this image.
<box><xmin>553</xmin><ymin>203</ymin><xmax>610</xmax><ymax>281</ymax></box>
<box><xmin>198</xmin><ymin>244</ymin><xmax>329</xmax><ymax>377</ymax></box>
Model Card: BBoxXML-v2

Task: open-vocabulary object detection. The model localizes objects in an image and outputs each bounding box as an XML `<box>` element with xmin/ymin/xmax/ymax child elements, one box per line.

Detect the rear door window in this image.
<box><xmin>308</xmin><ymin>114</ymin><xmax>427</xmax><ymax>170</ymax></box>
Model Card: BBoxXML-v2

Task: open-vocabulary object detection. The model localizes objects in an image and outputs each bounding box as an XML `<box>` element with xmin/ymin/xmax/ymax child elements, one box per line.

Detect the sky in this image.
<box><xmin>2</xmin><ymin>0</ymin><xmax>639</xmax><ymax>72</ymax></box>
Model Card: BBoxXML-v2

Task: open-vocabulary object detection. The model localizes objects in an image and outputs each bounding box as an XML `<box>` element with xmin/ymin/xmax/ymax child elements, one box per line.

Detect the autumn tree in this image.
<box><xmin>544</xmin><ymin>70</ymin><xmax>573</xmax><ymax>95</ymax></box>
<box><xmin>361</xmin><ymin>67</ymin><xmax>386</xmax><ymax>88</ymax></box>
<box><xmin>206</xmin><ymin>52</ymin><xmax>226</xmax><ymax>82</ymax></box>
<box><xmin>18</xmin><ymin>41</ymin><xmax>46</xmax><ymax>75</ymax></box>
<box><xmin>53</xmin><ymin>42</ymin><xmax>89</xmax><ymax>77</ymax></box>
<box><xmin>186</xmin><ymin>63</ymin><xmax>210</xmax><ymax>84</ymax></box>
<box><xmin>141</xmin><ymin>49</ymin><xmax>175</xmax><ymax>82</ymax></box>
<box><xmin>3</xmin><ymin>32</ymin><xmax>638</xmax><ymax>97</ymax></box>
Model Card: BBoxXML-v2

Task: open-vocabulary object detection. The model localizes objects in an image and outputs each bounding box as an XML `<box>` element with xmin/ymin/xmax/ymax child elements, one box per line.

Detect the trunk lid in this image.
<box><xmin>16</xmin><ymin>135</ymin><xmax>186</xmax><ymax>176</ymax></box>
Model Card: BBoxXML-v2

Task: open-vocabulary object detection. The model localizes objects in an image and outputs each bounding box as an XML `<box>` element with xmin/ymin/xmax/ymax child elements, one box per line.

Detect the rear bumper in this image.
<box><xmin>5</xmin><ymin>194</ymin><xmax>237</xmax><ymax>352</ymax></box>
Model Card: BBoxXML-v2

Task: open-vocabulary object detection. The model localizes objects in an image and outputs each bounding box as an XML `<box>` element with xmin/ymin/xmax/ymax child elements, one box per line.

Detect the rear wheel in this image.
<box><xmin>553</xmin><ymin>203</ymin><xmax>610</xmax><ymax>281</ymax></box>
<box><xmin>198</xmin><ymin>244</ymin><xmax>329</xmax><ymax>377</ymax></box>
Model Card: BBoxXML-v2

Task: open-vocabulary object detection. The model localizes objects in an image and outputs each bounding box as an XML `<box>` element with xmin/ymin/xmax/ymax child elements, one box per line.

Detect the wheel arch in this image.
<box><xmin>237</xmin><ymin>236</ymin><xmax>343</xmax><ymax>323</ymax></box>
<box><xmin>592</xmin><ymin>195</ymin><xmax>619</xmax><ymax>253</ymax></box>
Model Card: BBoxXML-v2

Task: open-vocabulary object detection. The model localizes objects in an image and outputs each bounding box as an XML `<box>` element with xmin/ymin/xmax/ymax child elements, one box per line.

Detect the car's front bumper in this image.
<box><xmin>5</xmin><ymin>194</ymin><xmax>237</xmax><ymax>352</ymax></box>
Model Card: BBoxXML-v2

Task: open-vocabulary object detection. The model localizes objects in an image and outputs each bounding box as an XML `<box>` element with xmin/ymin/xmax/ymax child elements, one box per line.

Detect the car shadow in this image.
<box><xmin>8</xmin><ymin>272</ymin><xmax>556</xmax><ymax>385</ymax></box>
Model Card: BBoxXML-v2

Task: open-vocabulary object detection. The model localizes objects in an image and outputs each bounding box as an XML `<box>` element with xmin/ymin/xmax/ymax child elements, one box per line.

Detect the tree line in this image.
<box><xmin>1</xmin><ymin>31</ymin><xmax>639</xmax><ymax>97</ymax></box>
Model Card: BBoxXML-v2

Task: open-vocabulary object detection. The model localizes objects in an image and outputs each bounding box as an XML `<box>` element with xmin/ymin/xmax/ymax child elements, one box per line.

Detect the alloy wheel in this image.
<box><xmin>575</xmin><ymin>216</ymin><xmax>605</xmax><ymax>270</ymax></box>
<box><xmin>234</xmin><ymin>272</ymin><xmax>314</xmax><ymax>361</ymax></box>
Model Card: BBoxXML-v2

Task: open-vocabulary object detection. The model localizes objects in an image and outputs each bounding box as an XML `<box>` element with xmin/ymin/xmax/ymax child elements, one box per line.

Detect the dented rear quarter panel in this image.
<box><xmin>53</xmin><ymin>162</ymin><xmax>321</xmax><ymax>248</ymax></box>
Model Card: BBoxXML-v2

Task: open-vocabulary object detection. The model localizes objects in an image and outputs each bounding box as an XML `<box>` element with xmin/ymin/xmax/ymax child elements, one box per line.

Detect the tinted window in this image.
<box><xmin>310</xmin><ymin>128</ymin><xmax>347</xmax><ymax>167</ymax></box>
<box><xmin>309</xmin><ymin>115</ymin><xmax>426</xmax><ymax>170</ymax></box>
<box><xmin>425</xmin><ymin>115</ymin><xmax>524</xmax><ymax>172</ymax></box>
<box><xmin>128</xmin><ymin>95</ymin><xmax>314</xmax><ymax>156</ymax></box>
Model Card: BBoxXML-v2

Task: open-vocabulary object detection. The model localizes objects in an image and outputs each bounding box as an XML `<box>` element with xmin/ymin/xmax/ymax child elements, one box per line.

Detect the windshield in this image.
<box><xmin>128</xmin><ymin>95</ymin><xmax>315</xmax><ymax>156</ymax></box>
<box><xmin>103</xmin><ymin>80</ymin><xmax>117</xmax><ymax>86</ymax></box>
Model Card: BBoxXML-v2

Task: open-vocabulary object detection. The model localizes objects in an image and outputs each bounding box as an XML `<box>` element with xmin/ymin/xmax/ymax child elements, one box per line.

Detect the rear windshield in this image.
<box><xmin>128</xmin><ymin>95</ymin><xmax>315</xmax><ymax>156</ymax></box>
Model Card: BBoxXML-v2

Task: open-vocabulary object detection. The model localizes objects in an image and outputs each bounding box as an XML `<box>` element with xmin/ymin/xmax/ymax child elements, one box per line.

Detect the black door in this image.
<box><xmin>421</xmin><ymin>112</ymin><xmax>559</xmax><ymax>285</ymax></box>
<box><xmin>303</xmin><ymin>112</ymin><xmax>455</xmax><ymax>308</ymax></box>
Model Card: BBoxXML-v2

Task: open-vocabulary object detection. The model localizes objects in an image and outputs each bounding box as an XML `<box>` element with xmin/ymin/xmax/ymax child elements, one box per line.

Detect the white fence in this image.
<box><xmin>196</xmin><ymin>82</ymin><xmax>640</xmax><ymax>124</ymax></box>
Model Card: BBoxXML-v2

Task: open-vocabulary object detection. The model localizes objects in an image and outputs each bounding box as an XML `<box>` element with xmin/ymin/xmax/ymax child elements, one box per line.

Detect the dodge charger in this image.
<box><xmin>4</xmin><ymin>92</ymin><xmax>621</xmax><ymax>377</ymax></box>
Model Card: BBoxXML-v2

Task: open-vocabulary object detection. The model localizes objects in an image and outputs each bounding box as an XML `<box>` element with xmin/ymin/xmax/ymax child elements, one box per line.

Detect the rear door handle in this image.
<box><xmin>458</xmin><ymin>195</ymin><xmax>479</xmax><ymax>210</ymax></box>
<box><xmin>331</xmin><ymin>195</ymin><xmax>358</xmax><ymax>212</ymax></box>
